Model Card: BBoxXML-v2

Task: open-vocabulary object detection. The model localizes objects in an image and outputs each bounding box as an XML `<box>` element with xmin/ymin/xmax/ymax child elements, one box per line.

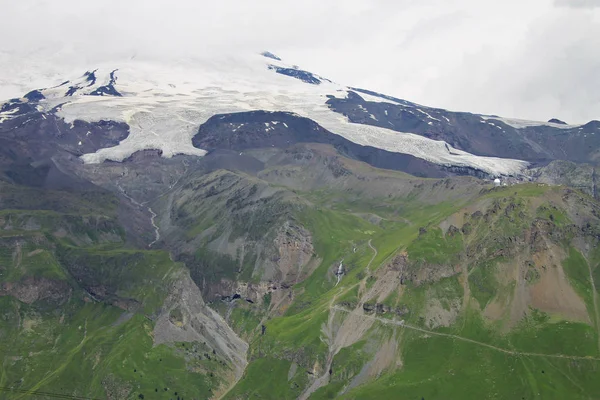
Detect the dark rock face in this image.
<box><xmin>84</xmin><ymin>70</ymin><xmax>97</xmax><ymax>86</ymax></box>
<box><xmin>447</xmin><ymin>225</ymin><xmax>461</xmax><ymax>236</ymax></box>
<box><xmin>0</xmin><ymin>98</ymin><xmax>38</xmax><ymax>115</ymax></box>
<box><xmin>90</xmin><ymin>69</ymin><xmax>122</xmax><ymax>97</ymax></box>
<box><xmin>0</xmin><ymin>111</ymin><xmax>128</xmax><ymax>159</ymax></box>
<box><xmin>0</xmin><ymin>106</ymin><xmax>129</xmax><ymax>188</ymax></box>
<box><xmin>192</xmin><ymin>110</ymin><xmax>455</xmax><ymax>178</ymax></box>
<box><xmin>24</xmin><ymin>90</ymin><xmax>45</xmax><ymax>102</ymax></box>
<box><xmin>548</xmin><ymin>118</ymin><xmax>567</xmax><ymax>125</ymax></box>
<box><xmin>0</xmin><ymin>277</ymin><xmax>72</xmax><ymax>305</ymax></box>
<box><xmin>267</xmin><ymin>65</ymin><xmax>322</xmax><ymax>85</ymax></box>
<box><xmin>65</xmin><ymin>86</ymin><xmax>79</xmax><ymax>96</ymax></box>
<box><xmin>261</xmin><ymin>51</ymin><xmax>282</xmax><ymax>61</ymax></box>
<box><xmin>362</xmin><ymin>302</ymin><xmax>409</xmax><ymax>316</ymax></box>
<box><xmin>532</xmin><ymin>160</ymin><xmax>597</xmax><ymax>198</ymax></box>
<box><xmin>326</xmin><ymin>91</ymin><xmax>600</xmax><ymax>165</ymax></box>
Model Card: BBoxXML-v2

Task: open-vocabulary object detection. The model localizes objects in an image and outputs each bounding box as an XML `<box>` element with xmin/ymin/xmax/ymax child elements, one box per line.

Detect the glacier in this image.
<box><xmin>2</xmin><ymin>53</ymin><xmax>533</xmax><ymax>176</ymax></box>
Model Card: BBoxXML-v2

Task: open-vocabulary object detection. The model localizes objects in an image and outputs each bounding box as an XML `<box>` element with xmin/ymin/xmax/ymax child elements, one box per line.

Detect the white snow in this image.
<box><xmin>0</xmin><ymin>106</ymin><xmax>21</xmax><ymax>122</ymax></box>
<box><xmin>480</xmin><ymin>116</ymin><xmax>581</xmax><ymax>130</ymax></box>
<box><xmin>3</xmin><ymin>107</ymin><xmax>20</xmax><ymax>115</ymax></box>
<box><xmin>416</xmin><ymin>108</ymin><xmax>440</xmax><ymax>121</ymax></box>
<box><xmin>13</xmin><ymin>54</ymin><xmax>527</xmax><ymax>176</ymax></box>
<box><xmin>442</xmin><ymin>116</ymin><xmax>450</xmax><ymax>122</ymax></box>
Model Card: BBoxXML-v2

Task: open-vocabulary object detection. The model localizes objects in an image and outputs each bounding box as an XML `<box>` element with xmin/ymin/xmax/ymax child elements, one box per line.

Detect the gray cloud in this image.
<box><xmin>0</xmin><ymin>0</ymin><xmax>598</xmax><ymax>122</ymax></box>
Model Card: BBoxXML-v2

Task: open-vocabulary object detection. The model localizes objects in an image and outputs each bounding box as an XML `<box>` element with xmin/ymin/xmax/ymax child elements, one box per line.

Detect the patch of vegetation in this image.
<box><xmin>365</xmin><ymin>275</ymin><xmax>377</xmax><ymax>290</ymax></box>
<box><xmin>256</xmin><ymin>307</ymin><xmax>330</xmax><ymax>370</ymax></box>
<box><xmin>337</xmin><ymin>332</ymin><xmax>600</xmax><ymax>400</ymax></box>
<box><xmin>536</xmin><ymin>205</ymin><xmax>569</xmax><ymax>226</ymax></box>
<box><xmin>223</xmin><ymin>357</ymin><xmax>307</xmax><ymax>400</ymax></box>
<box><xmin>407</xmin><ymin>227</ymin><xmax>463</xmax><ymax>265</ymax></box>
<box><xmin>330</xmin><ymin>340</ymin><xmax>370</xmax><ymax>382</ymax></box>
<box><xmin>525</xmin><ymin>263</ymin><xmax>541</xmax><ymax>285</ymax></box>
<box><xmin>57</xmin><ymin>246</ymin><xmax>178</xmax><ymax>315</ymax></box>
<box><xmin>186</xmin><ymin>247</ymin><xmax>240</xmax><ymax>288</ymax></box>
<box><xmin>508</xmin><ymin>309</ymin><xmax>599</xmax><ymax>357</ymax></box>
<box><xmin>469</xmin><ymin>261</ymin><xmax>499</xmax><ymax>309</ymax></box>
<box><xmin>229</xmin><ymin>306</ymin><xmax>261</xmax><ymax>337</ymax></box>
<box><xmin>0</xmin><ymin>298</ymin><xmax>222</xmax><ymax>400</ymax></box>
<box><xmin>562</xmin><ymin>247</ymin><xmax>596</xmax><ymax>321</ymax></box>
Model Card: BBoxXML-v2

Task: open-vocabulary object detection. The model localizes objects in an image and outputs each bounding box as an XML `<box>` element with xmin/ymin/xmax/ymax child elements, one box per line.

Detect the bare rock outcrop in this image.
<box><xmin>153</xmin><ymin>271</ymin><xmax>248</xmax><ymax>379</ymax></box>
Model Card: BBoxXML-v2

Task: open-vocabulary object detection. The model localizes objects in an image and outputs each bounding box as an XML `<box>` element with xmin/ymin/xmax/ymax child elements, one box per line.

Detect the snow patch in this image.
<box><xmin>416</xmin><ymin>108</ymin><xmax>440</xmax><ymax>121</ymax></box>
<box><xmin>481</xmin><ymin>116</ymin><xmax>581</xmax><ymax>130</ymax></box>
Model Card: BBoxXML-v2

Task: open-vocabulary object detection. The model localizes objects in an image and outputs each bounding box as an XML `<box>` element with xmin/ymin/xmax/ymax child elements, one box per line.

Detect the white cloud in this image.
<box><xmin>0</xmin><ymin>0</ymin><xmax>598</xmax><ymax>122</ymax></box>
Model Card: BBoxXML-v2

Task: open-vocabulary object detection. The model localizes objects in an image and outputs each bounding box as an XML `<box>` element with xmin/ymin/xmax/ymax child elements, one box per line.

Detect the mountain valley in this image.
<box><xmin>0</xmin><ymin>52</ymin><xmax>599</xmax><ymax>399</ymax></box>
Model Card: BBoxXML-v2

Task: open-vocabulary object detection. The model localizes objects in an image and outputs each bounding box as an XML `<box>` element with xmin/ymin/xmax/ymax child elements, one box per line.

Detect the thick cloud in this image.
<box><xmin>0</xmin><ymin>0</ymin><xmax>598</xmax><ymax>122</ymax></box>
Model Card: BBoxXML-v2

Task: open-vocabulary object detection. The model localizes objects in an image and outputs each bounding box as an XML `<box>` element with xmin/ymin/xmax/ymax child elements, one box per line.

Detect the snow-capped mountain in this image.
<box><xmin>0</xmin><ymin>52</ymin><xmax>528</xmax><ymax>176</ymax></box>
<box><xmin>1</xmin><ymin>52</ymin><xmax>598</xmax><ymax>178</ymax></box>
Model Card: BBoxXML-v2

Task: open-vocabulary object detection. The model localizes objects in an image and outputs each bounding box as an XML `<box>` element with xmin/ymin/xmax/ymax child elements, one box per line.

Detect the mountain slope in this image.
<box><xmin>0</xmin><ymin>180</ymin><xmax>247</xmax><ymax>399</ymax></box>
<box><xmin>0</xmin><ymin>50</ymin><xmax>600</xmax><ymax>400</ymax></box>
<box><xmin>224</xmin><ymin>181</ymin><xmax>600</xmax><ymax>400</ymax></box>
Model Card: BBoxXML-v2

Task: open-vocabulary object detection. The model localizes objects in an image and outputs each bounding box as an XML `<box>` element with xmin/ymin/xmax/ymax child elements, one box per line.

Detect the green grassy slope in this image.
<box><xmin>225</xmin><ymin>184</ymin><xmax>600</xmax><ymax>400</ymax></box>
<box><xmin>3</xmin><ymin>144</ymin><xmax>600</xmax><ymax>400</ymax></box>
<box><xmin>0</xmin><ymin>184</ymin><xmax>232</xmax><ymax>399</ymax></box>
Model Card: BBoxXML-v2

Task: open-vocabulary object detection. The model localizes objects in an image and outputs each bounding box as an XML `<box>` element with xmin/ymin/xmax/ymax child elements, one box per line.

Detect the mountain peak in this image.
<box><xmin>548</xmin><ymin>118</ymin><xmax>567</xmax><ymax>125</ymax></box>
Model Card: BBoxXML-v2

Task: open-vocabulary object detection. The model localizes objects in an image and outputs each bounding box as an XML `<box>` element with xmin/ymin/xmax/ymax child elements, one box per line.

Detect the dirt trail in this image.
<box><xmin>366</xmin><ymin>239</ymin><xmax>378</xmax><ymax>273</ymax></box>
<box><xmin>331</xmin><ymin>306</ymin><xmax>600</xmax><ymax>362</ymax></box>
<box><xmin>299</xmin><ymin>242</ymin><xmax>379</xmax><ymax>400</ymax></box>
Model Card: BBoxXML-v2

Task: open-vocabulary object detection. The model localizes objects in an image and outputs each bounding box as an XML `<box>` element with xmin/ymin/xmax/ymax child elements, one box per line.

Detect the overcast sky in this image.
<box><xmin>1</xmin><ymin>0</ymin><xmax>599</xmax><ymax>123</ymax></box>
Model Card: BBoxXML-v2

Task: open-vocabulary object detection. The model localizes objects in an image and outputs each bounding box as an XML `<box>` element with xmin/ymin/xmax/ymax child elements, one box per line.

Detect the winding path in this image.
<box><xmin>331</xmin><ymin>306</ymin><xmax>600</xmax><ymax>362</ymax></box>
<box><xmin>299</xmin><ymin>242</ymin><xmax>380</xmax><ymax>400</ymax></box>
<box><xmin>366</xmin><ymin>239</ymin><xmax>378</xmax><ymax>272</ymax></box>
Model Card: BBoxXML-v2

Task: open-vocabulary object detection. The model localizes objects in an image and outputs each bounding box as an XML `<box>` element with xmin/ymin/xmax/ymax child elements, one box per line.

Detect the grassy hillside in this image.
<box><xmin>0</xmin><ymin>184</ymin><xmax>241</xmax><ymax>399</ymax></box>
<box><xmin>3</xmin><ymin>142</ymin><xmax>600</xmax><ymax>400</ymax></box>
<box><xmin>224</xmin><ymin>183</ymin><xmax>600</xmax><ymax>400</ymax></box>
